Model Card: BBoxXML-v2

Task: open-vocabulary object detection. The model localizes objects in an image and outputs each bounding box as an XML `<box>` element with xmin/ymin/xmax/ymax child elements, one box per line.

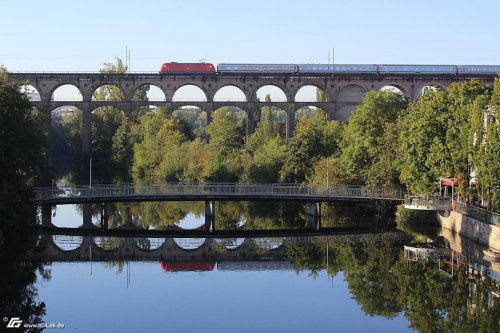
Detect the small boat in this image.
<box><xmin>483</xmin><ymin>249</ymin><xmax>500</xmax><ymax>259</ymax></box>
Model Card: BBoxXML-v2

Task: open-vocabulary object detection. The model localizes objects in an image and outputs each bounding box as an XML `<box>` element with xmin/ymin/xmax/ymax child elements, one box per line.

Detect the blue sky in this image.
<box><xmin>1</xmin><ymin>0</ymin><xmax>499</xmax><ymax>71</ymax></box>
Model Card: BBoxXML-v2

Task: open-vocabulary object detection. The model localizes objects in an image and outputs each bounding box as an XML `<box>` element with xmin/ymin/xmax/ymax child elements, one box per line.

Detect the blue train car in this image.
<box><xmin>457</xmin><ymin>65</ymin><xmax>500</xmax><ymax>74</ymax></box>
<box><xmin>217</xmin><ymin>63</ymin><xmax>297</xmax><ymax>73</ymax></box>
<box><xmin>298</xmin><ymin>64</ymin><xmax>377</xmax><ymax>73</ymax></box>
<box><xmin>378</xmin><ymin>65</ymin><xmax>456</xmax><ymax>74</ymax></box>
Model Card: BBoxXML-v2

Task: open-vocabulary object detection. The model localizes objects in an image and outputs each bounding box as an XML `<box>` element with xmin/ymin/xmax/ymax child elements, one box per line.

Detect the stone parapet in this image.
<box><xmin>437</xmin><ymin>211</ymin><xmax>499</xmax><ymax>250</ymax></box>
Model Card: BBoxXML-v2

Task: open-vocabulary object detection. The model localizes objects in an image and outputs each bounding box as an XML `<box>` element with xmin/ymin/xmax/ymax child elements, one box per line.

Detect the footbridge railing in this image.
<box><xmin>34</xmin><ymin>183</ymin><xmax>407</xmax><ymax>204</ymax></box>
<box><xmin>403</xmin><ymin>194</ymin><xmax>452</xmax><ymax>211</ymax></box>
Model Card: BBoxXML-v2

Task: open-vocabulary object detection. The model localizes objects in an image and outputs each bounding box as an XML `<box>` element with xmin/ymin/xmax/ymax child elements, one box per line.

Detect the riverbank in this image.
<box><xmin>437</xmin><ymin>210</ymin><xmax>499</xmax><ymax>250</ymax></box>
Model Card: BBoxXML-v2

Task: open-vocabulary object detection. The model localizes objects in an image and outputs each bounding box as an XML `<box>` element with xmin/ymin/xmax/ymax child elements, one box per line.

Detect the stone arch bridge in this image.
<box><xmin>36</xmin><ymin>231</ymin><xmax>410</xmax><ymax>264</ymax></box>
<box><xmin>8</xmin><ymin>71</ymin><xmax>495</xmax><ymax>168</ymax></box>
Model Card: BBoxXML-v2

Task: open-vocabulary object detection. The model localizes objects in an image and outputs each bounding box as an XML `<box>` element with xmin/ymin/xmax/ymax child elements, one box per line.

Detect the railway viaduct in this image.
<box><xmin>8</xmin><ymin>71</ymin><xmax>496</xmax><ymax>170</ymax></box>
<box><xmin>36</xmin><ymin>231</ymin><xmax>410</xmax><ymax>264</ymax></box>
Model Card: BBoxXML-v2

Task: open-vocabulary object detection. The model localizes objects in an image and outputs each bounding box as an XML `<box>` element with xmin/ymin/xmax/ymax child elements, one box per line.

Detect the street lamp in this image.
<box><xmin>325</xmin><ymin>112</ymin><xmax>330</xmax><ymax>193</ymax></box>
<box><xmin>89</xmin><ymin>158</ymin><xmax>92</xmax><ymax>197</ymax></box>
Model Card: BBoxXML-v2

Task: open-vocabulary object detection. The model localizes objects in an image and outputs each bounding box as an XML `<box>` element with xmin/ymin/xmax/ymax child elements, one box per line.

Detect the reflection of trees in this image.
<box><xmin>284</xmin><ymin>239</ymin><xmax>402</xmax><ymax>317</ymax></box>
<box><xmin>284</xmin><ymin>235</ymin><xmax>500</xmax><ymax>329</ymax></box>
<box><xmin>215</xmin><ymin>201</ymin><xmax>243</xmax><ymax>230</ymax></box>
<box><xmin>239</xmin><ymin>202</ymin><xmax>306</xmax><ymax>230</ymax></box>
<box><xmin>336</xmin><ymin>240</ymin><xmax>402</xmax><ymax>318</ymax></box>
<box><xmin>321</xmin><ymin>202</ymin><xmax>396</xmax><ymax>230</ymax></box>
<box><xmin>0</xmin><ymin>232</ymin><xmax>47</xmax><ymax>332</ymax></box>
<box><xmin>394</xmin><ymin>259</ymin><xmax>500</xmax><ymax>333</ymax></box>
<box><xmin>136</xmin><ymin>201</ymin><xmax>203</xmax><ymax>229</ymax></box>
<box><xmin>284</xmin><ymin>240</ymin><xmax>325</xmax><ymax>278</ymax></box>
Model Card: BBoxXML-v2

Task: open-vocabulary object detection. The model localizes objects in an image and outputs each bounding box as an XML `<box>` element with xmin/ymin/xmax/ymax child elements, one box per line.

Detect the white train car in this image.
<box><xmin>378</xmin><ymin>65</ymin><xmax>457</xmax><ymax>74</ymax></box>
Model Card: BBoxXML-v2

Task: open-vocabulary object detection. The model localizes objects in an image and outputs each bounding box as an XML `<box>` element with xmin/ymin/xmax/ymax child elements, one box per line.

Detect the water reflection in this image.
<box><xmin>254</xmin><ymin>237</ymin><xmax>284</xmax><ymax>250</ymax></box>
<box><xmin>31</xmin><ymin>230</ymin><xmax>499</xmax><ymax>332</ymax></box>
<box><xmin>7</xmin><ymin>194</ymin><xmax>500</xmax><ymax>332</ymax></box>
<box><xmin>215</xmin><ymin>238</ymin><xmax>245</xmax><ymax>250</ymax></box>
<box><xmin>52</xmin><ymin>234</ymin><xmax>83</xmax><ymax>251</ymax></box>
<box><xmin>0</xmin><ymin>233</ymin><xmax>47</xmax><ymax>332</ymax></box>
<box><xmin>44</xmin><ymin>201</ymin><xmax>397</xmax><ymax>232</ymax></box>
<box><xmin>173</xmin><ymin>238</ymin><xmax>206</xmax><ymax>250</ymax></box>
<box><xmin>136</xmin><ymin>237</ymin><xmax>164</xmax><ymax>251</ymax></box>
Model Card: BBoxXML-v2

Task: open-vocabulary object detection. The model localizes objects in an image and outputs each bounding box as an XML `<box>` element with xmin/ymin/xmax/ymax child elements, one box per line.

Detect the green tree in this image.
<box><xmin>472</xmin><ymin>77</ymin><xmax>500</xmax><ymax>210</ymax></box>
<box><xmin>91</xmin><ymin>107</ymin><xmax>127</xmax><ymax>181</ymax></box>
<box><xmin>91</xmin><ymin>57</ymin><xmax>151</xmax><ymax>181</ymax></box>
<box><xmin>132</xmin><ymin>107</ymin><xmax>189</xmax><ymax>180</ymax></box>
<box><xmin>316</xmin><ymin>87</ymin><xmax>327</xmax><ymax>102</ymax></box>
<box><xmin>242</xmin><ymin>135</ymin><xmax>286</xmax><ymax>182</ymax></box>
<box><xmin>207</xmin><ymin>108</ymin><xmax>243</xmax><ymax>156</ymax></box>
<box><xmin>446</xmin><ymin>80</ymin><xmax>490</xmax><ymax>198</ymax></box>
<box><xmin>337</xmin><ymin>90</ymin><xmax>408</xmax><ymax>185</ymax></box>
<box><xmin>280</xmin><ymin>112</ymin><xmax>341</xmax><ymax>183</ymax></box>
<box><xmin>475</xmin><ymin>109</ymin><xmax>500</xmax><ymax>210</ymax></box>
<box><xmin>366</xmin><ymin>120</ymin><xmax>404</xmax><ymax>187</ymax></box>
<box><xmin>204</xmin><ymin>108</ymin><xmax>245</xmax><ymax>181</ymax></box>
<box><xmin>0</xmin><ymin>67</ymin><xmax>47</xmax><ymax>233</ymax></box>
<box><xmin>398</xmin><ymin>89</ymin><xmax>451</xmax><ymax>193</ymax></box>
<box><xmin>111</xmin><ymin>115</ymin><xmax>133</xmax><ymax>175</ymax></box>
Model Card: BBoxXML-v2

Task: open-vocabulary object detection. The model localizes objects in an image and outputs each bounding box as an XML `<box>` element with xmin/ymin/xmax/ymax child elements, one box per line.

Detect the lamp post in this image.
<box><xmin>89</xmin><ymin>158</ymin><xmax>92</xmax><ymax>197</ymax></box>
<box><xmin>325</xmin><ymin>112</ymin><xmax>330</xmax><ymax>194</ymax></box>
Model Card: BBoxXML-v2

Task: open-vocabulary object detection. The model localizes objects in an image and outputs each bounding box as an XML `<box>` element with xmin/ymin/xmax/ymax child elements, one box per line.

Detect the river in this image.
<box><xmin>1</xmin><ymin>201</ymin><xmax>498</xmax><ymax>332</ymax></box>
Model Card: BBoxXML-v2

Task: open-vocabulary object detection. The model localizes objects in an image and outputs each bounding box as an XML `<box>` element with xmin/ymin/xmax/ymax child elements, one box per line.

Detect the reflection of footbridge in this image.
<box><xmin>36</xmin><ymin>231</ymin><xmax>411</xmax><ymax>264</ymax></box>
<box><xmin>37</xmin><ymin>184</ymin><xmax>405</xmax><ymax>232</ymax></box>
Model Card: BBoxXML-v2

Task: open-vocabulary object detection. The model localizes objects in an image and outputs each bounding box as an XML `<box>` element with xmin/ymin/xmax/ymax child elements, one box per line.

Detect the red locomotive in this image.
<box><xmin>160</xmin><ymin>261</ymin><xmax>216</xmax><ymax>272</ymax></box>
<box><xmin>159</xmin><ymin>62</ymin><xmax>215</xmax><ymax>73</ymax></box>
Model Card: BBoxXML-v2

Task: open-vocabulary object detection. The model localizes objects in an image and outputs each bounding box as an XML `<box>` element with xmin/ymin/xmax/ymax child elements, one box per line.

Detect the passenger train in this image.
<box><xmin>159</xmin><ymin>62</ymin><xmax>500</xmax><ymax>75</ymax></box>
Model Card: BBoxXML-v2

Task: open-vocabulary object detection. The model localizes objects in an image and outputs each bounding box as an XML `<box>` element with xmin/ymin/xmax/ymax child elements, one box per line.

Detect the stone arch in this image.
<box><xmin>257</xmin><ymin>104</ymin><xmax>287</xmax><ymax>137</ymax></box>
<box><xmin>51</xmin><ymin>83</ymin><xmax>83</xmax><ymax>101</ymax></box>
<box><xmin>213</xmin><ymin>105</ymin><xmax>247</xmax><ymax>129</ymax></box>
<box><xmin>213</xmin><ymin>84</ymin><xmax>247</xmax><ymax>102</ymax></box>
<box><xmin>136</xmin><ymin>237</ymin><xmax>165</xmax><ymax>251</ymax></box>
<box><xmin>174</xmin><ymin>213</ymin><xmax>206</xmax><ymax>230</ymax></box>
<box><xmin>52</xmin><ymin>235</ymin><xmax>83</xmax><ymax>251</ymax></box>
<box><xmin>254</xmin><ymin>84</ymin><xmax>290</xmax><ymax>102</ymax></box>
<box><xmin>132</xmin><ymin>83</ymin><xmax>167</xmax><ymax>101</ymax></box>
<box><xmin>93</xmin><ymin>236</ymin><xmax>126</xmax><ymax>250</ymax></box>
<box><xmin>91</xmin><ymin>105</ymin><xmax>127</xmax><ymax>115</ymax></box>
<box><xmin>50</xmin><ymin>105</ymin><xmax>83</xmax><ymax>176</ymax></box>
<box><xmin>215</xmin><ymin>238</ymin><xmax>245</xmax><ymax>250</ymax></box>
<box><xmin>253</xmin><ymin>237</ymin><xmax>284</xmax><ymax>250</ymax></box>
<box><xmin>172</xmin><ymin>105</ymin><xmax>207</xmax><ymax>139</ymax></box>
<box><xmin>378</xmin><ymin>83</ymin><xmax>410</xmax><ymax>99</ymax></box>
<box><xmin>172</xmin><ymin>84</ymin><xmax>208</xmax><ymax>101</ymax></box>
<box><xmin>295</xmin><ymin>105</ymin><xmax>326</xmax><ymax>121</ymax></box>
<box><xmin>173</xmin><ymin>238</ymin><xmax>206</xmax><ymax>250</ymax></box>
<box><xmin>130</xmin><ymin>104</ymin><xmax>157</xmax><ymax>120</ymax></box>
<box><xmin>294</xmin><ymin>84</ymin><xmax>328</xmax><ymax>102</ymax></box>
<box><xmin>413</xmin><ymin>82</ymin><xmax>448</xmax><ymax>100</ymax></box>
<box><xmin>91</xmin><ymin>83</ymin><xmax>125</xmax><ymax>101</ymax></box>
<box><xmin>259</xmin><ymin>105</ymin><xmax>286</xmax><ymax>121</ymax></box>
<box><xmin>18</xmin><ymin>84</ymin><xmax>42</xmax><ymax>101</ymax></box>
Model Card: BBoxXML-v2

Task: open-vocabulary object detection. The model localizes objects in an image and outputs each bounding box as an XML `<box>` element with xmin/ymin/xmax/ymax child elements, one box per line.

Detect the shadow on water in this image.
<box><xmin>0</xmin><ymin>201</ymin><xmax>48</xmax><ymax>332</ymax></box>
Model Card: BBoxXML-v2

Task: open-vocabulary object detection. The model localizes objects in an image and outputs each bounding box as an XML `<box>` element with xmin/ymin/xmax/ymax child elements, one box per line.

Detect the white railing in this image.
<box><xmin>404</xmin><ymin>194</ymin><xmax>499</xmax><ymax>226</ymax></box>
<box><xmin>404</xmin><ymin>194</ymin><xmax>452</xmax><ymax>211</ymax></box>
